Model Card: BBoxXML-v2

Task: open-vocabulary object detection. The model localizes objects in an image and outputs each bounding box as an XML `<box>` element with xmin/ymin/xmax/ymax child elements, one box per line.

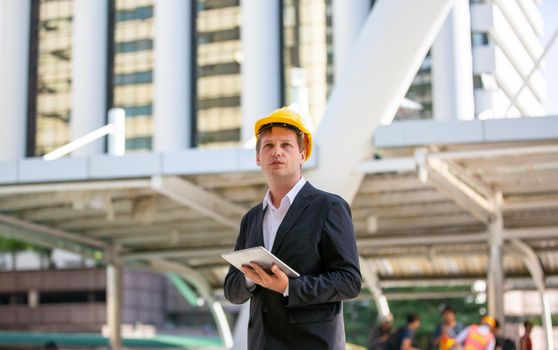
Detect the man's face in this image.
<box><xmin>443</xmin><ymin>311</ymin><xmax>456</xmax><ymax>323</ymax></box>
<box><xmin>256</xmin><ymin>127</ymin><xmax>305</xmax><ymax>181</ymax></box>
<box><xmin>410</xmin><ymin>319</ymin><xmax>421</xmax><ymax>330</ymax></box>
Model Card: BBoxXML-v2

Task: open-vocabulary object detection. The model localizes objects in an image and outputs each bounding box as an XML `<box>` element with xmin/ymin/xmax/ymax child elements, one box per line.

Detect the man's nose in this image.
<box><xmin>271</xmin><ymin>145</ymin><xmax>282</xmax><ymax>157</ymax></box>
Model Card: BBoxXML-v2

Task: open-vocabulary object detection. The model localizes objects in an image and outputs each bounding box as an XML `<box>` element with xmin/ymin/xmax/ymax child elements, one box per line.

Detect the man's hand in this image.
<box><xmin>242</xmin><ymin>262</ymin><xmax>288</xmax><ymax>294</ymax></box>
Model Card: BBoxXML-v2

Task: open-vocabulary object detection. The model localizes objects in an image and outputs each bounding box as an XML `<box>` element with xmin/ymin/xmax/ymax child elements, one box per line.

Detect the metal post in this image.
<box><xmin>360</xmin><ymin>257</ymin><xmax>390</xmax><ymax>317</ymax></box>
<box><xmin>509</xmin><ymin>239</ymin><xmax>554</xmax><ymax>350</ymax></box>
<box><xmin>487</xmin><ymin>192</ymin><xmax>504</xmax><ymax>324</ymax></box>
<box><xmin>107</xmin><ymin>247</ymin><xmax>123</xmax><ymax>350</ymax></box>
<box><xmin>232</xmin><ymin>302</ymin><xmax>250</xmax><ymax>350</ymax></box>
<box><xmin>108</xmin><ymin>108</ymin><xmax>126</xmax><ymax>156</ymax></box>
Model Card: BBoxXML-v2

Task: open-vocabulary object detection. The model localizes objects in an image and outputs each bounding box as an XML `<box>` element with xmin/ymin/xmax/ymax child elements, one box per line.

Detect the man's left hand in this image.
<box><xmin>242</xmin><ymin>263</ymin><xmax>288</xmax><ymax>294</ymax></box>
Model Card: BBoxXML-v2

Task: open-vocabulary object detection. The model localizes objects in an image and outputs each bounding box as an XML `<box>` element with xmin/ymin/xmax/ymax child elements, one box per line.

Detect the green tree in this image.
<box><xmin>0</xmin><ymin>235</ymin><xmax>52</xmax><ymax>270</ymax></box>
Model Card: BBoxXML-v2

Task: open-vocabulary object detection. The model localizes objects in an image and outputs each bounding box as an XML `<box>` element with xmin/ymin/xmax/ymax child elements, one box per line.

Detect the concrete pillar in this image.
<box><xmin>332</xmin><ymin>0</ymin><xmax>370</xmax><ymax>80</ymax></box>
<box><xmin>154</xmin><ymin>0</ymin><xmax>192</xmax><ymax>151</ymax></box>
<box><xmin>487</xmin><ymin>193</ymin><xmax>504</xmax><ymax>325</ymax></box>
<box><xmin>431</xmin><ymin>0</ymin><xmax>475</xmax><ymax>121</ymax></box>
<box><xmin>0</xmin><ymin>0</ymin><xmax>31</xmax><ymax>161</ymax></box>
<box><xmin>241</xmin><ymin>0</ymin><xmax>281</xmax><ymax>144</ymax></box>
<box><xmin>107</xmin><ymin>256</ymin><xmax>123</xmax><ymax>350</ymax></box>
<box><xmin>71</xmin><ymin>0</ymin><xmax>109</xmax><ymax>156</ymax></box>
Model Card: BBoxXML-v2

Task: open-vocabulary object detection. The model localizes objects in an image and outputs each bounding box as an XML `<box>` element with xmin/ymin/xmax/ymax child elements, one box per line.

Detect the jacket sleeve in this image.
<box><xmin>223</xmin><ymin>215</ymin><xmax>257</xmax><ymax>304</ymax></box>
<box><xmin>286</xmin><ymin>199</ymin><xmax>362</xmax><ymax>306</ymax></box>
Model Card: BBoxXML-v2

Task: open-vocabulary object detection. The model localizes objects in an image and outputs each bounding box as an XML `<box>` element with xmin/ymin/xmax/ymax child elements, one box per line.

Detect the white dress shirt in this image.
<box><xmin>245</xmin><ymin>177</ymin><xmax>307</xmax><ymax>295</ymax></box>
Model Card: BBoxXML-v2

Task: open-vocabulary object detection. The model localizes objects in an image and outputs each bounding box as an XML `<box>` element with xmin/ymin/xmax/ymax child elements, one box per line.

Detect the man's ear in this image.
<box><xmin>256</xmin><ymin>151</ymin><xmax>261</xmax><ymax>166</ymax></box>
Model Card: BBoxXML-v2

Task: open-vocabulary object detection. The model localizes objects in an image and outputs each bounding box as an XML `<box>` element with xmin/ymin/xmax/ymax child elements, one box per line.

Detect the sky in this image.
<box><xmin>540</xmin><ymin>0</ymin><xmax>558</xmax><ymax>116</ymax></box>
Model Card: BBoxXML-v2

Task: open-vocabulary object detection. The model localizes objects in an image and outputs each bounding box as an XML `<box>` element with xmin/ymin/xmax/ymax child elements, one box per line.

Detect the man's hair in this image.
<box><xmin>407</xmin><ymin>312</ymin><xmax>420</xmax><ymax>324</ymax></box>
<box><xmin>523</xmin><ymin>320</ymin><xmax>533</xmax><ymax>328</ymax></box>
<box><xmin>442</xmin><ymin>305</ymin><xmax>456</xmax><ymax>315</ymax></box>
<box><xmin>255</xmin><ymin>126</ymin><xmax>306</xmax><ymax>154</ymax></box>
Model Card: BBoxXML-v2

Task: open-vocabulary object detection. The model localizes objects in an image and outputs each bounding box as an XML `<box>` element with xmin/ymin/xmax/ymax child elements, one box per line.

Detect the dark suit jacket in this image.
<box><xmin>224</xmin><ymin>182</ymin><xmax>362</xmax><ymax>349</ymax></box>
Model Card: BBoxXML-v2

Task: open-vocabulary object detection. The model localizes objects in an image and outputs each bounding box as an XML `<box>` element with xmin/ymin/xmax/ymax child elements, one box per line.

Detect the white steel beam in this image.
<box><xmin>0</xmin><ymin>0</ymin><xmax>30</xmax><ymax>161</ymax></box>
<box><xmin>240</xmin><ymin>0</ymin><xmax>281</xmax><ymax>144</ymax></box>
<box><xmin>71</xmin><ymin>0</ymin><xmax>108</xmax><ymax>157</ymax></box>
<box><xmin>332</xmin><ymin>0</ymin><xmax>370</xmax><ymax>79</ymax></box>
<box><xmin>422</xmin><ymin>157</ymin><xmax>496</xmax><ymax>223</ymax></box>
<box><xmin>0</xmin><ymin>179</ymin><xmax>151</xmax><ymax>195</ymax></box>
<box><xmin>306</xmin><ymin>0</ymin><xmax>456</xmax><ymax>202</ymax></box>
<box><xmin>106</xmin><ymin>246</ymin><xmax>123</xmax><ymax>350</ymax></box>
<box><xmin>359</xmin><ymin>257</ymin><xmax>390</xmax><ymax>317</ymax></box>
<box><xmin>153</xmin><ymin>0</ymin><xmax>192</xmax><ymax>151</ymax></box>
<box><xmin>357</xmin><ymin>225</ymin><xmax>558</xmax><ymax>249</ymax></box>
<box><xmin>147</xmin><ymin>259</ymin><xmax>233</xmax><ymax>349</ymax></box>
<box><xmin>151</xmin><ymin>176</ymin><xmax>246</xmax><ymax>230</ymax></box>
<box><xmin>487</xmin><ymin>195</ymin><xmax>504</xmax><ymax>324</ymax></box>
<box><xmin>508</xmin><ymin>239</ymin><xmax>554</xmax><ymax>350</ymax></box>
<box><xmin>0</xmin><ymin>213</ymin><xmax>107</xmax><ymax>249</ymax></box>
<box><xmin>121</xmin><ymin>246</ymin><xmax>229</xmax><ymax>260</ymax></box>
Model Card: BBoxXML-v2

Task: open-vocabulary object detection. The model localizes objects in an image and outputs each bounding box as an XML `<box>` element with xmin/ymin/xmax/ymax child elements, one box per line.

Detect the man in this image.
<box><xmin>223</xmin><ymin>107</ymin><xmax>362</xmax><ymax>349</ymax></box>
<box><xmin>519</xmin><ymin>320</ymin><xmax>532</xmax><ymax>350</ymax></box>
<box><xmin>368</xmin><ymin>313</ymin><xmax>393</xmax><ymax>350</ymax></box>
<box><xmin>432</xmin><ymin>305</ymin><xmax>464</xmax><ymax>350</ymax></box>
<box><xmin>385</xmin><ymin>313</ymin><xmax>421</xmax><ymax>350</ymax></box>
<box><xmin>455</xmin><ymin>315</ymin><xmax>496</xmax><ymax>350</ymax></box>
<box><xmin>494</xmin><ymin>319</ymin><xmax>516</xmax><ymax>350</ymax></box>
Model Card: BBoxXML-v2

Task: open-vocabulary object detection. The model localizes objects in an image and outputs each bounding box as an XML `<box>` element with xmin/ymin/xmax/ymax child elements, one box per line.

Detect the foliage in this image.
<box><xmin>0</xmin><ymin>235</ymin><xmax>51</xmax><ymax>255</ymax></box>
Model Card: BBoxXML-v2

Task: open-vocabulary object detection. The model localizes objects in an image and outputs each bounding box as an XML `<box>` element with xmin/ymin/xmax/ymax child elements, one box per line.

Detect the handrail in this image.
<box><xmin>43</xmin><ymin>108</ymin><xmax>125</xmax><ymax>161</ymax></box>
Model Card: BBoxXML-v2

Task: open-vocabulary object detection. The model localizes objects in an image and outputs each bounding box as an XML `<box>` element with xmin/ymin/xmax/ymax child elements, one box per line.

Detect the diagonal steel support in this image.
<box><xmin>0</xmin><ymin>213</ymin><xmax>107</xmax><ymax>249</ymax></box>
<box><xmin>151</xmin><ymin>176</ymin><xmax>246</xmax><ymax>230</ymax></box>
<box><xmin>306</xmin><ymin>0</ymin><xmax>456</xmax><ymax>203</ymax></box>
<box><xmin>416</xmin><ymin>151</ymin><xmax>496</xmax><ymax>223</ymax></box>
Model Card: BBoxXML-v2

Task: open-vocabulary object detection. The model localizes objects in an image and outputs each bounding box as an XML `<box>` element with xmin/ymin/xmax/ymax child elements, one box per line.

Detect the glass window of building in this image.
<box><xmin>30</xmin><ymin>0</ymin><xmax>74</xmax><ymax>156</ymax></box>
<box><xmin>395</xmin><ymin>52</ymin><xmax>433</xmax><ymax>120</ymax></box>
<box><xmin>111</xmin><ymin>0</ymin><xmax>155</xmax><ymax>151</ymax></box>
<box><xmin>195</xmin><ymin>0</ymin><xmax>242</xmax><ymax>147</ymax></box>
<box><xmin>282</xmin><ymin>0</ymin><xmax>333</xmax><ymax>130</ymax></box>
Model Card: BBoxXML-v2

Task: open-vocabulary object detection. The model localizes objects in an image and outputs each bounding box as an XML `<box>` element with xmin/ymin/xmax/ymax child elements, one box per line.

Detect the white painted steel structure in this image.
<box><xmin>431</xmin><ymin>0</ymin><xmax>475</xmax><ymax>121</ymax></box>
<box><xmin>0</xmin><ymin>0</ymin><xmax>31</xmax><ymax>161</ymax></box>
<box><xmin>71</xmin><ymin>0</ymin><xmax>109</xmax><ymax>157</ymax></box>
<box><xmin>240</xmin><ymin>0</ymin><xmax>282</xmax><ymax>144</ymax></box>
<box><xmin>0</xmin><ymin>0</ymin><xmax>556</xmax><ymax>348</ymax></box>
<box><xmin>153</xmin><ymin>0</ymin><xmax>192</xmax><ymax>151</ymax></box>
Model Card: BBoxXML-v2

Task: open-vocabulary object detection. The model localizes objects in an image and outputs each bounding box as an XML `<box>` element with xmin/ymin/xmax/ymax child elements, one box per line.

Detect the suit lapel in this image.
<box><xmin>254</xmin><ymin>204</ymin><xmax>266</xmax><ymax>247</ymax></box>
<box><xmin>271</xmin><ymin>182</ymin><xmax>315</xmax><ymax>254</ymax></box>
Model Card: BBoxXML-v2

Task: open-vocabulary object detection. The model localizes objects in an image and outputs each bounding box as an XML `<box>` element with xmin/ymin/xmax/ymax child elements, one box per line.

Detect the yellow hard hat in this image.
<box><xmin>481</xmin><ymin>315</ymin><xmax>496</xmax><ymax>328</ymax></box>
<box><xmin>254</xmin><ymin>107</ymin><xmax>313</xmax><ymax>160</ymax></box>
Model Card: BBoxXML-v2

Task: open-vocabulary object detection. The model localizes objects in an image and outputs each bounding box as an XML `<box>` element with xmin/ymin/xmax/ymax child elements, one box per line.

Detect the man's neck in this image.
<box><xmin>268</xmin><ymin>177</ymin><xmax>300</xmax><ymax>208</ymax></box>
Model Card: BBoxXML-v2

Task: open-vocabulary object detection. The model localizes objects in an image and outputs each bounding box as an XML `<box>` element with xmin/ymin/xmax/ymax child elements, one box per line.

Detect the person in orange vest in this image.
<box><xmin>454</xmin><ymin>315</ymin><xmax>497</xmax><ymax>350</ymax></box>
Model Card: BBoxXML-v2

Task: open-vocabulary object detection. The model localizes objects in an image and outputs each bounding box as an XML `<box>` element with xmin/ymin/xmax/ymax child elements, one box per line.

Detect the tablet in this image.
<box><xmin>221</xmin><ymin>246</ymin><xmax>300</xmax><ymax>278</ymax></box>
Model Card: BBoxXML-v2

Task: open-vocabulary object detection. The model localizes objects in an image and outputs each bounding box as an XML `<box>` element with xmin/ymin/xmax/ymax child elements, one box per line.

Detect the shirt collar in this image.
<box><xmin>262</xmin><ymin>177</ymin><xmax>306</xmax><ymax>210</ymax></box>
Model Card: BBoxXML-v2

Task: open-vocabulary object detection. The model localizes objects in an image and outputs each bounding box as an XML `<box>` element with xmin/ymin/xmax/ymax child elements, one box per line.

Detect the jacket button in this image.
<box><xmin>262</xmin><ymin>306</ymin><xmax>268</xmax><ymax>313</ymax></box>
